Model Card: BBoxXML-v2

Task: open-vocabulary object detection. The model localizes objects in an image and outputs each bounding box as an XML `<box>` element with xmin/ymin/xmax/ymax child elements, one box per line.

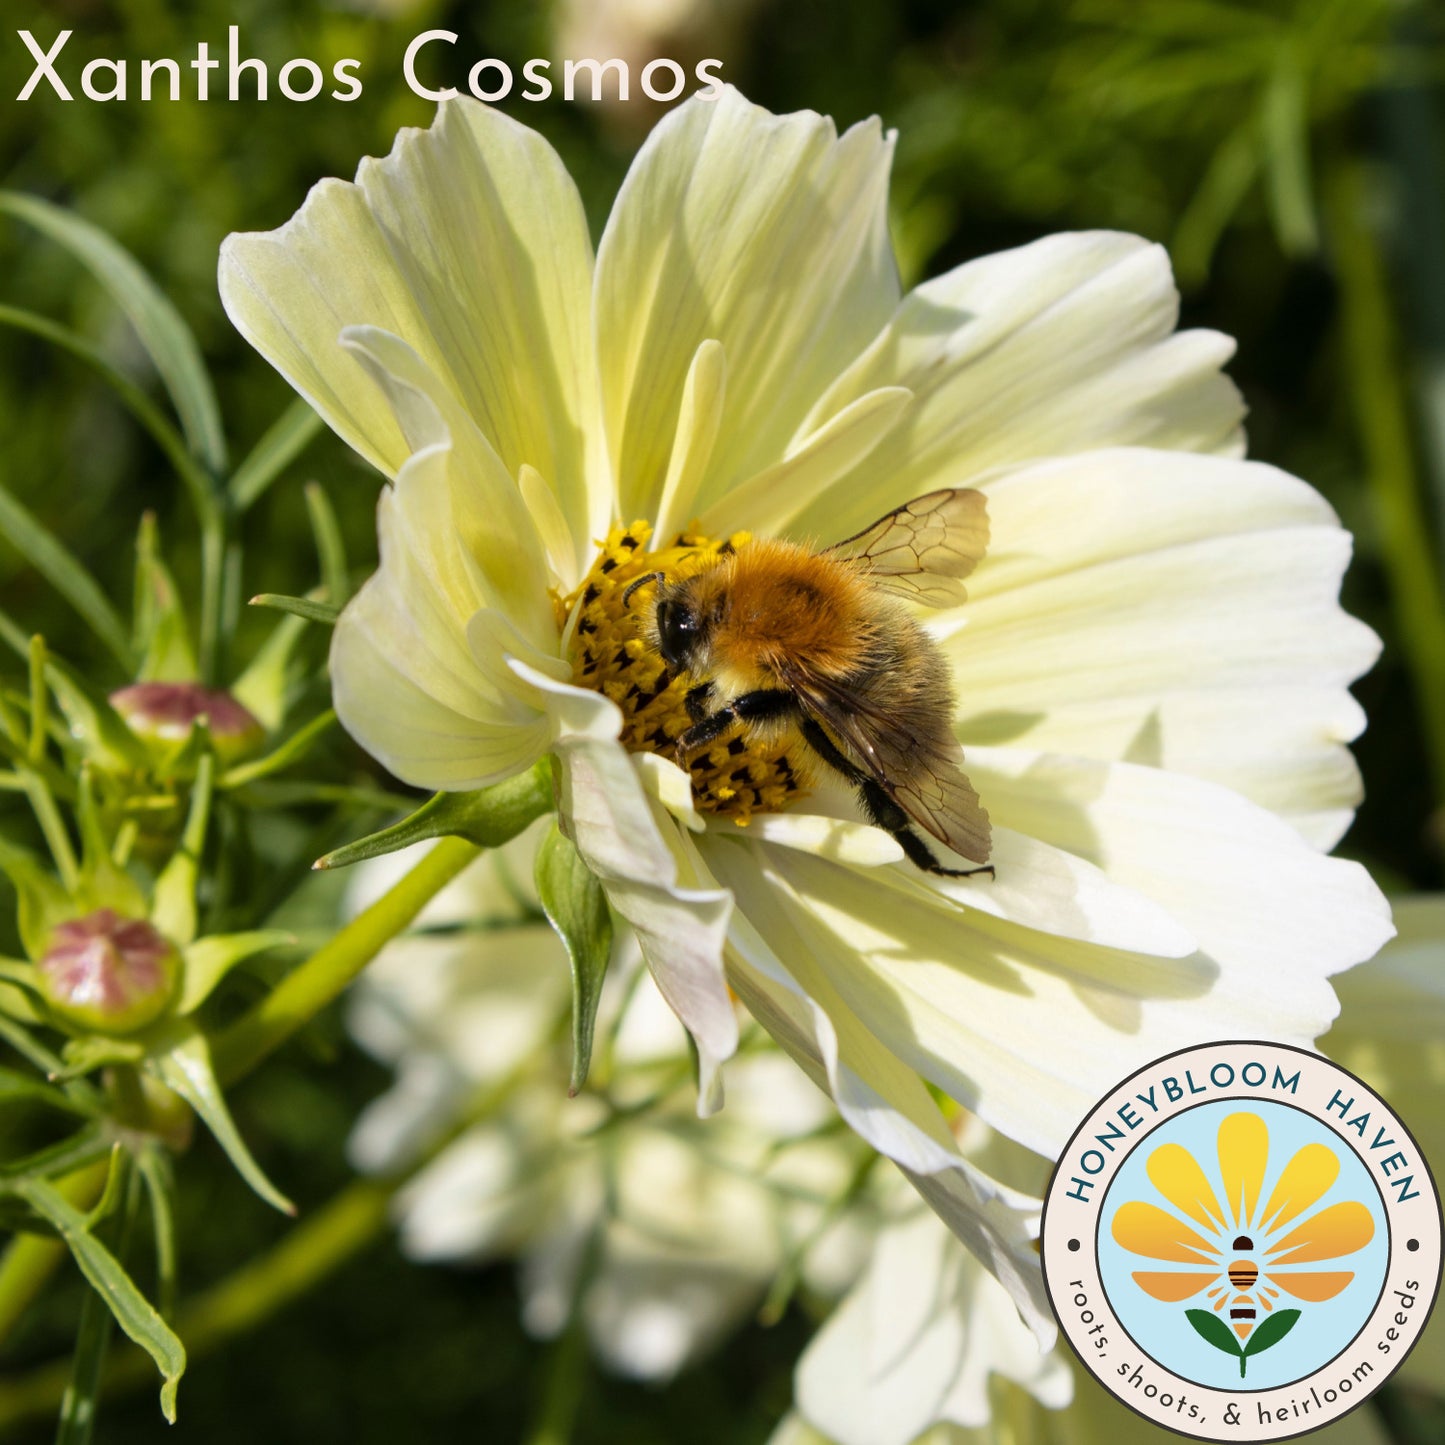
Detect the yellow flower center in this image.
<box><xmin>559</xmin><ymin>521</ymin><xmax>810</xmax><ymax>823</ymax></box>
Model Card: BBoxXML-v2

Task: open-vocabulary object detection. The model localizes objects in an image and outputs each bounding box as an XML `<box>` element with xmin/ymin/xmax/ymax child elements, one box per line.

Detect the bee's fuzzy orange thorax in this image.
<box><xmin>706</xmin><ymin>539</ymin><xmax>875</xmax><ymax>689</ymax></box>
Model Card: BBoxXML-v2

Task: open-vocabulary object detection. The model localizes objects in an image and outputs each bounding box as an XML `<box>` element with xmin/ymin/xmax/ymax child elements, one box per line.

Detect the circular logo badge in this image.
<box><xmin>1041</xmin><ymin>1042</ymin><xmax>1441</xmax><ymax>1441</ymax></box>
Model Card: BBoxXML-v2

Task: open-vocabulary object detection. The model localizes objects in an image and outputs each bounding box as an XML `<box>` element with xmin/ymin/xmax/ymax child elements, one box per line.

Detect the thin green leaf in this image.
<box><xmin>314</xmin><ymin>762</ymin><xmax>554</xmax><ymax>870</ymax></box>
<box><xmin>146</xmin><ymin>1025</ymin><xmax>293</xmax><ymax>1215</ymax></box>
<box><xmin>0</xmin><ymin>481</ymin><xmax>133</xmax><ymax>671</ymax></box>
<box><xmin>1185</xmin><ymin>1307</ymin><xmax>1244</xmax><ymax>1357</ymax></box>
<box><xmin>176</xmin><ymin>930</ymin><xmax>293</xmax><ymax>1015</ymax></box>
<box><xmin>0</xmin><ymin>1122</ymin><xmax>111</xmax><ymax>1183</ymax></box>
<box><xmin>1242</xmin><ymin>1307</ymin><xmax>1302</xmax><ymax>1357</ymax></box>
<box><xmin>0</xmin><ymin>1066</ymin><xmax>94</xmax><ymax>1116</ymax></box>
<box><xmin>9</xmin><ymin>1175</ymin><xmax>184</xmax><ymax>1422</ymax></box>
<box><xmin>247</xmin><ymin>594</ymin><xmax>339</xmax><ymax>626</ymax></box>
<box><xmin>58</xmin><ymin>1158</ymin><xmax>141</xmax><ymax>1445</ymax></box>
<box><xmin>218</xmin><ymin>710</ymin><xmax>336</xmax><ymax>790</ymax></box>
<box><xmin>0</xmin><ymin>305</ymin><xmax>209</xmax><ymax>509</ymax></box>
<box><xmin>135</xmin><ymin>1148</ymin><xmax>178</xmax><ymax>1320</ymax></box>
<box><xmin>535</xmin><ymin>824</ymin><xmax>613</xmax><ymax>1094</ymax></box>
<box><xmin>1173</xmin><ymin>119</ymin><xmax>1261</xmax><ymax>286</ymax></box>
<box><xmin>0</xmin><ymin>834</ymin><xmax>73</xmax><ymax>958</ymax></box>
<box><xmin>133</xmin><ymin>515</ymin><xmax>196</xmax><ymax>683</ymax></box>
<box><xmin>1261</xmin><ymin>62</ymin><xmax>1319</xmax><ymax>256</ymax></box>
<box><xmin>0</xmin><ymin>615</ymin><xmax>149</xmax><ymax>773</ymax></box>
<box><xmin>303</xmin><ymin>482</ymin><xmax>350</xmax><ymax>608</ymax></box>
<box><xmin>0</xmin><ymin>191</ymin><xmax>226</xmax><ymax>476</ymax></box>
<box><xmin>228</xmin><ymin>399</ymin><xmax>324</xmax><ymax>512</ymax></box>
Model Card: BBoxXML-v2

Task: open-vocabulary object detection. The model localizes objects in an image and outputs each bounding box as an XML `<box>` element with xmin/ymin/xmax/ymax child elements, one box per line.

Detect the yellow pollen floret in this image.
<box><xmin>559</xmin><ymin>522</ymin><xmax>811</xmax><ymax>824</ymax></box>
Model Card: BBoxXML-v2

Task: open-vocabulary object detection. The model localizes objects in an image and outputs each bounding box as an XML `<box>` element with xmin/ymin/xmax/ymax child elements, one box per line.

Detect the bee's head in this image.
<box><xmin>622</xmin><ymin>569</ymin><xmax>718</xmax><ymax>673</ymax></box>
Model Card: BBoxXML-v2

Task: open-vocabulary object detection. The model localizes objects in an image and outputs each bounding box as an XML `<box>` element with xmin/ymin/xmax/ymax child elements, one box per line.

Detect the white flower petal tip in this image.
<box><xmin>596</xmin><ymin>84</ymin><xmax>899</xmax><ymax>522</ymax></box>
<box><xmin>634</xmin><ymin>752</ymin><xmax>708</xmax><ymax>833</ymax></box>
<box><xmin>793</xmin><ymin>1192</ymin><xmax>1068</xmax><ymax>1445</ymax></box>
<box><xmin>553</xmin><ymin>734</ymin><xmax>739</xmax><ymax>1109</ymax></box>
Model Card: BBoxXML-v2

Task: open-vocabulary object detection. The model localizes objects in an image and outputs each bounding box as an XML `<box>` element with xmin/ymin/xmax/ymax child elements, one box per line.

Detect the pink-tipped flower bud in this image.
<box><xmin>39</xmin><ymin>909</ymin><xmax>180</xmax><ymax>1034</ymax></box>
<box><xmin>110</xmin><ymin>682</ymin><xmax>264</xmax><ymax>763</ymax></box>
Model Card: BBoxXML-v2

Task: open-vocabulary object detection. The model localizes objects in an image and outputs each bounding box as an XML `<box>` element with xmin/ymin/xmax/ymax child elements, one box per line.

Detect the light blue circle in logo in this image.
<box><xmin>1098</xmin><ymin>1098</ymin><xmax>1389</xmax><ymax>1391</ymax></box>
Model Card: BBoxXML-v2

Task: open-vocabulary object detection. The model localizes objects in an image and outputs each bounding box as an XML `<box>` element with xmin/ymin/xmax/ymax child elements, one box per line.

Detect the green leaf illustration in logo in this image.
<box><xmin>1185</xmin><ymin>1307</ymin><xmax>1303</xmax><ymax>1378</ymax></box>
<box><xmin>1185</xmin><ymin>1308</ymin><xmax>1244</xmax><ymax>1363</ymax></box>
<box><xmin>1242</xmin><ymin>1309</ymin><xmax>1302</xmax><ymax>1364</ymax></box>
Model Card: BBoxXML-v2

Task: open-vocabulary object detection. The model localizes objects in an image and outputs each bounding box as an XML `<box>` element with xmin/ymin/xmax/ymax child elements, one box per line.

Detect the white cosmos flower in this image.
<box><xmin>345</xmin><ymin>837</ymin><xmax>866</xmax><ymax>1381</ymax></box>
<box><xmin>219</xmin><ymin>86</ymin><xmax>1392</xmax><ymax>1334</ymax></box>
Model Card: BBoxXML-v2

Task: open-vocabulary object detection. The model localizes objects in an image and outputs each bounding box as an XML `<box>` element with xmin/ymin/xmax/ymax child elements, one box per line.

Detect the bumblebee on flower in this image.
<box><xmin>219</xmin><ymin>84</ymin><xmax>1391</xmax><ymax>1330</ymax></box>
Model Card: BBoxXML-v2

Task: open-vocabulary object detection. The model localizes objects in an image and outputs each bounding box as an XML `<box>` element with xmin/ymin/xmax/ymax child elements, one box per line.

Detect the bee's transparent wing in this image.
<box><xmin>780</xmin><ymin>663</ymin><xmax>992</xmax><ymax>864</ymax></box>
<box><xmin>824</xmin><ymin>489</ymin><xmax>989</xmax><ymax>608</ymax></box>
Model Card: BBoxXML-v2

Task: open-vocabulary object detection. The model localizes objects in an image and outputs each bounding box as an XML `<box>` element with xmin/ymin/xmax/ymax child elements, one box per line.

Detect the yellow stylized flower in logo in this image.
<box><xmin>1111</xmin><ymin>1111</ymin><xmax>1375</xmax><ymax>1376</ymax></box>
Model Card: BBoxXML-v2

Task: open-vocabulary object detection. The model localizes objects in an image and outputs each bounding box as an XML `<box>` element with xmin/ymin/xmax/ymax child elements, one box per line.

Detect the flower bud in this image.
<box><xmin>110</xmin><ymin>682</ymin><xmax>264</xmax><ymax>764</ymax></box>
<box><xmin>39</xmin><ymin>909</ymin><xmax>180</xmax><ymax>1034</ymax></box>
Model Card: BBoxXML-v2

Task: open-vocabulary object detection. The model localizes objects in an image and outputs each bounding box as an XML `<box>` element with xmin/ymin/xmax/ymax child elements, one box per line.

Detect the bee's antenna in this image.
<box><xmin>622</xmin><ymin>572</ymin><xmax>666</xmax><ymax>608</ymax></box>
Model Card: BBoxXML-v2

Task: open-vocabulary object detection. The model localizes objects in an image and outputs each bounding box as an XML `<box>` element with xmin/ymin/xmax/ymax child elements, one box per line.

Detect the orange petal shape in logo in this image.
<box><xmin>1131</xmin><ymin>1271</ymin><xmax>1219</xmax><ymax>1302</ymax></box>
<box><xmin>1270</xmin><ymin>1271</ymin><xmax>1357</xmax><ymax>1302</ymax></box>
<box><xmin>1112</xmin><ymin>1201</ymin><xmax>1218</xmax><ymax>1264</ymax></box>
<box><xmin>1266</xmin><ymin>1201</ymin><xmax>1375</xmax><ymax>1266</ymax></box>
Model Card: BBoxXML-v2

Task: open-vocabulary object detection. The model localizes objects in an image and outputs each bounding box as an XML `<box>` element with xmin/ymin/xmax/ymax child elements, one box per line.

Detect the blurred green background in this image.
<box><xmin>2</xmin><ymin>0</ymin><xmax>1444</xmax><ymax>1440</ymax></box>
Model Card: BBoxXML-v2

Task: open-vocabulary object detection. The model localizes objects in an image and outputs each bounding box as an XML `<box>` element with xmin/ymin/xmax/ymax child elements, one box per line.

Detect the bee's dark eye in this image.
<box><xmin>656</xmin><ymin>598</ymin><xmax>700</xmax><ymax>667</ymax></box>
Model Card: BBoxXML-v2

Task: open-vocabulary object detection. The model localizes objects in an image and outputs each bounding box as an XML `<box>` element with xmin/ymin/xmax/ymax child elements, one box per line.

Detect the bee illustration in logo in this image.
<box><xmin>624</xmin><ymin>489</ymin><xmax>993</xmax><ymax>879</ymax></box>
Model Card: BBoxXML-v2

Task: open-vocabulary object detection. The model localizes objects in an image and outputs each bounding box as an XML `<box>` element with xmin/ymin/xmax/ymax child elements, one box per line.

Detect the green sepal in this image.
<box><xmin>75</xmin><ymin>768</ymin><xmax>149</xmax><ymax>919</ymax></box>
<box><xmin>56</xmin><ymin>1036</ymin><xmax>147</xmax><ymax>1079</ymax></box>
<box><xmin>314</xmin><ymin>760</ymin><xmax>554</xmax><ymax>870</ymax></box>
<box><xmin>0</xmin><ymin>1064</ymin><xmax>95</xmax><ymax>1116</ymax></box>
<box><xmin>133</xmin><ymin>513</ymin><xmax>197</xmax><ymax>683</ymax></box>
<box><xmin>144</xmin><ymin>1023</ymin><xmax>294</xmax><ymax>1215</ymax></box>
<box><xmin>0</xmin><ymin>836</ymin><xmax>75</xmax><ymax>959</ymax></box>
<box><xmin>177</xmin><ymin>930</ymin><xmax>293</xmax><ymax>1016</ymax></box>
<box><xmin>149</xmin><ymin>752</ymin><xmax>214</xmax><ymax>946</ymax></box>
<box><xmin>231</xmin><ymin>612</ymin><xmax>310</xmax><ymax>731</ymax></box>
<box><xmin>535</xmin><ymin>823</ymin><xmax>614</xmax><ymax>1094</ymax></box>
<box><xmin>248</xmin><ymin>593</ymin><xmax>339</xmax><ymax>626</ymax></box>
<box><xmin>6</xmin><ymin>1174</ymin><xmax>186</xmax><ymax>1422</ymax></box>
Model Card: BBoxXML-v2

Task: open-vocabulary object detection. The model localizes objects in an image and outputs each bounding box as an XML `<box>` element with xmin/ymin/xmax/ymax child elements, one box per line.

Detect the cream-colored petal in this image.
<box><xmin>706</xmin><ymin>835</ymin><xmax>1053</xmax><ymax>1341</ymax></box>
<box><xmin>788</xmin><ymin>233</ymin><xmax>1244</xmax><ymax>540</ymax></box>
<box><xmin>219</xmin><ymin>96</ymin><xmax>605</xmax><ymax>575</ymax></box>
<box><xmin>699</xmin><ymin>386</ymin><xmax>914</xmax><ymax>539</ymax></box>
<box><xmin>794</xmin><ymin>1199</ymin><xmax>1070</xmax><ymax>1445</ymax></box>
<box><xmin>512</xmin><ymin>659</ymin><xmax>739</xmax><ymax>1109</ymax></box>
<box><xmin>945</xmin><ymin>518</ymin><xmax>1377</xmax><ymax>844</ymax></box>
<box><xmin>971</xmin><ymin>747</ymin><xmax>1394</xmax><ymax>1038</ymax></box>
<box><xmin>596</xmin><ymin>85</ymin><xmax>899</xmax><ymax>522</ymax></box>
<box><xmin>340</xmin><ymin>325</ymin><xmax>556</xmax><ymax>650</ymax></box>
<box><xmin>330</xmin><ymin>464</ymin><xmax>554</xmax><ymax>791</ymax></box>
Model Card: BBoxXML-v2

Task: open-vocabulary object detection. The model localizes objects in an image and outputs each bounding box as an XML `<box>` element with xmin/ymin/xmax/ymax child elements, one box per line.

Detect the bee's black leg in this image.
<box><xmin>684</xmin><ymin>682</ymin><xmax>713</xmax><ymax>723</ymax></box>
<box><xmin>677</xmin><ymin>689</ymin><xmax>797</xmax><ymax>754</ymax></box>
<box><xmin>798</xmin><ymin>718</ymin><xmax>994</xmax><ymax>880</ymax></box>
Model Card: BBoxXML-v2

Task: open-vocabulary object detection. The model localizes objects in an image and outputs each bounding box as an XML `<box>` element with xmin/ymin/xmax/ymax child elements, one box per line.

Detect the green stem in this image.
<box><xmin>1327</xmin><ymin>160</ymin><xmax>1445</xmax><ymax>810</ymax></box>
<box><xmin>209</xmin><ymin>836</ymin><xmax>483</xmax><ymax>1084</ymax></box>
